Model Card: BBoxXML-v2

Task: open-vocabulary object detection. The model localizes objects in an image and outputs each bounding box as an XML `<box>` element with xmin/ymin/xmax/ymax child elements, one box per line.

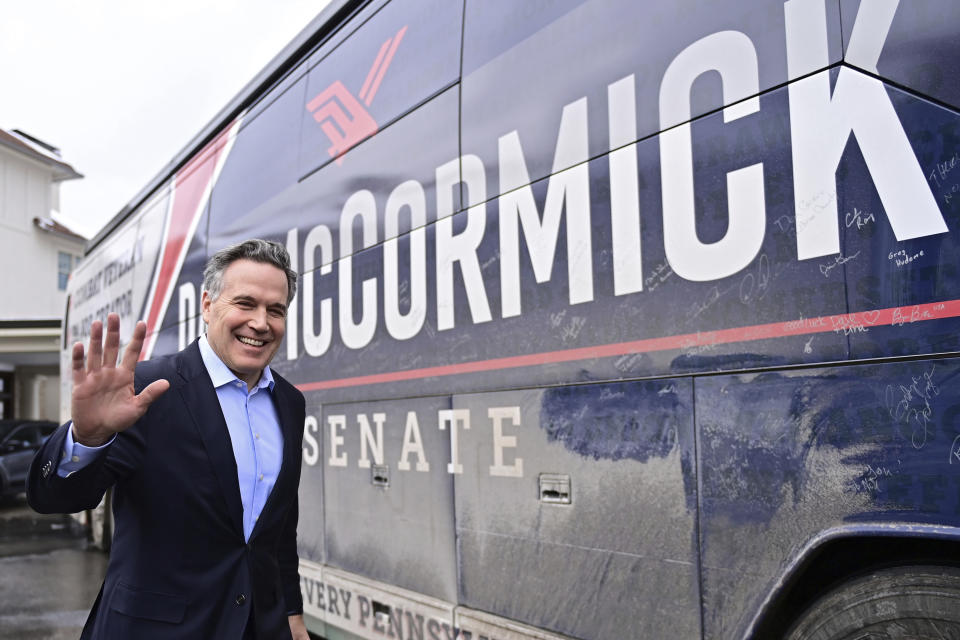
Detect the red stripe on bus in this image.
<box><xmin>142</xmin><ymin>132</ymin><xmax>232</xmax><ymax>351</ymax></box>
<box><xmin>295</xmin><ymin>299</ymin><xmax>960</xmax><ymax>392</ymax></box>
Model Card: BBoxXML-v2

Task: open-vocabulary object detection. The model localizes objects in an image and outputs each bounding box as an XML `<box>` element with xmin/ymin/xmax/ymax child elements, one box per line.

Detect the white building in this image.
<box><xmin>0</xmin><ymin>127</ymin><xmax>84</xmax><ymax>421</ymax></box>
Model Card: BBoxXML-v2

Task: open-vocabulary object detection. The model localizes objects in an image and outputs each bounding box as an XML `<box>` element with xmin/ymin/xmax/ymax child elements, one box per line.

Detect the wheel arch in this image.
<box><xmin>745</xmin><ymin>524</ymin><xmax>960</xmax><ymax>639</ymax></box>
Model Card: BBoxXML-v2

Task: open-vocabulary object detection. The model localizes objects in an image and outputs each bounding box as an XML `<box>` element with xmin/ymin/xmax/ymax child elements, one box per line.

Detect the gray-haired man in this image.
<box><xmin>29</xmin><ymin>239</ymin><xmax>310</xmax><ymax>640</ymax></box>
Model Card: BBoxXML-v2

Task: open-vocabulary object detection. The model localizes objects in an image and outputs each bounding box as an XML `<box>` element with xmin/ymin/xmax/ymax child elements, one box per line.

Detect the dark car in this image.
<box><xmin>0</xmin><ymin>419</ymin><xmax>58</xmax><ymax>498</ymax></box>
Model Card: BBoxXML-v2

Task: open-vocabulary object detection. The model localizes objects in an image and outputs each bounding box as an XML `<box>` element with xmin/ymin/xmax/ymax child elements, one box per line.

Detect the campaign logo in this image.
<box><xmin>305</xmin><ymin>25</ymin><xmax>407</xmax><ymax>164</ymax></box>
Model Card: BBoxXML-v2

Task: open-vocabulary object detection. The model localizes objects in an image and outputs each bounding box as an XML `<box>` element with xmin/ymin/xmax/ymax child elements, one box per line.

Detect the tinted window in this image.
<box><xmin>461</xmin><ymin>0</ymin><xmax>843</xmax><ymax>201</ymax></box>
<box><xmin>842</xmin><ymin>0</ymin><xmax>960</xmax><ymax>110</ymax></box>
<box><xmin>298</xmin><ymin>0</ymin><xmax>462</xmax><ymax>176</ymax></box>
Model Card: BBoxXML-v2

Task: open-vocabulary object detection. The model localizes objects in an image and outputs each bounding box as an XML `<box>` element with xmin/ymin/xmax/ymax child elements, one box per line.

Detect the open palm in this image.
<box><xmin>71</xmin><ymin>314</ymin><xmax>169</xmax><ymax>446</ymax></box>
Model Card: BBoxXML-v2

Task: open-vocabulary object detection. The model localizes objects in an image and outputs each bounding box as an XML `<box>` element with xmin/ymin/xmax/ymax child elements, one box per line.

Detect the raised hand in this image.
<box><xmin>70</xmin><ymin>313</ymin><xmax>170</xmax><ymax>446</ymax></box>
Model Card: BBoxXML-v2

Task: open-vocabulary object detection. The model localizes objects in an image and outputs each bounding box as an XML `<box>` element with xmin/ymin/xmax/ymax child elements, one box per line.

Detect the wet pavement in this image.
<box><xmin>0</xmin><ymin>494</ymin><xmax>107</xmax><ymax>640</ymax></box>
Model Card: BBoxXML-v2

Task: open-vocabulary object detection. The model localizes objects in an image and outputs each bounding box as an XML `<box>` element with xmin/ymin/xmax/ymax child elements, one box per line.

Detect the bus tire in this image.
<box><xmin>784</xmin><ymin>565</ymin><xmax>960</xmax><ymax>640</ymax></box>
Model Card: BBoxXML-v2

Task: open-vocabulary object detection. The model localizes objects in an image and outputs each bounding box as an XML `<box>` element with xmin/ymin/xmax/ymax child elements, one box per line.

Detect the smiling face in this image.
<box><xmin>201</xmin><ymin>258</ymin><xmax>289</xmax><ymax>388</ymax></box>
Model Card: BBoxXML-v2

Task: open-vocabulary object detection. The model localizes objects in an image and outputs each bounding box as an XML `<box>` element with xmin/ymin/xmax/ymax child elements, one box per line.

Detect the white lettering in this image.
<box><xmin>784</xmin><ymin>0</ymin><xmax>947</xmax><ymax>260</ymax></box>
<box><xmin>608</xmin><ymin>74</ymin><xmax>643</xmax><ymax>296</ymax></box>
<box><xmin>339</xmin><ymin>190</ymin><xmax>378</xmax><ymax>349</ymax></box>
<box><xmin>498</xmin><ymin>98</ymin><xmax>594</xmax><ymax>317</ymax></box>
<box><xmin>178</xmin><ymin>283</ymin><xmax>196</xmax><ymax>350</ymax></box>
<box><xmin>303</xmin><ymin>224</ymin><xmax>334</xmax><ymax>357</ymax></box>
<box><xmin>438</xmin><ymin>409</ymin><xmax>470</xmax><ymax>474</ymax></box>
<box><xmin>660</xmin><ymin>30</ymin><xmax>765</xmax><ymax>281</ymax></box>
<box><xmin>436</xmin><ymin>156</ymin><xmax>492</xmax><ymax>331</ymax></box>
<box><xmin>303</xmin><ymin>415</ymin><xmax>320</xmax><ymax>467</ymax></box>
<box><xmin>384</xmin><ymin>180</ymin><xmax>427</xmax><ymax>340</ymax></box>
<box><xmin>488</xmin><ymin>407</ymin><xmax>523</xmax><ymax>478</ymax></box>
<box><xmin>286</xmin><ymin>228</ymin><xmax>300</xmax><ymax>360</ymax></box>
<box><xmin>328</xmin><ymin>415</ymin><xmax>348</xmax><ymax>467</ymax></box>
<box><xmin>397</xmin><ymin>411</ymin><xmax>430</xmax><ymax>472</ymax></box>
<box><xmin>357</xmin><ymin>413</ymin><xmax>385</xmax><ymax>469</ymax></box>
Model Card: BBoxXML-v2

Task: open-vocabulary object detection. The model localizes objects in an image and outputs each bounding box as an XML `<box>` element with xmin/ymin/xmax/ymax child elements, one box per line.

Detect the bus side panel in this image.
<box><xmin>453</xmin><ymin>379</ymin><xmax>699</xmax><ymax>640</ymax></box>
<box><xmin>282</xmin><ymin>91</ymin><xmax>855</xmax><ymax>403</ymax></box>
<box><xmin>62</xmin><ymin>208</ymin><xmax>158</xmax><ymax>421</ymax></box>
<box><xmin>133</xmin><ymin>190</ymin><xmax>175</xmax><ymax>329</ymax></box>
<box><xmin>320</xmin><ymin>395</ymin><xmax>458</xmax><ymax>603</ymax></box>
<box><xmin>696</xmin><ymin>358</ymin><xmax>960</xmax><ymax>638</ymax></box>
<box><xmin>841</xmin><ymin>83</ymin><xmax>960</xmax><ymax>359</ymax></box>
<box><xmin>298</xmin><ymin>391</ymin><xmax>326</xmax><ymax>568</ymax></box>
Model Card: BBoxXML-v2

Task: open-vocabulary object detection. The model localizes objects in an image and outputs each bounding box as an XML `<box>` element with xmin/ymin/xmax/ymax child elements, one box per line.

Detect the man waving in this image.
<box><xmin>28</xmin><ymin>239</ymin><xmax>309</xmax><ymax>640</ymax></box>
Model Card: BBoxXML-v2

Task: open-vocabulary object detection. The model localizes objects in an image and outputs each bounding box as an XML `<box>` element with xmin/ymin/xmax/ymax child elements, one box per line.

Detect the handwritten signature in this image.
<box><xmin>830</xmin><ymin>311</ymin><xmax>878</xmax><ymax>335</ymax></box>
<box><xmin>686</xmin><ymin>284</ymin><xmax>732</xmax><ymax>323</ymax></box>
<box><xmin>892</xmin><ymin>305</ymin><xmax>933</xmax><ymax>327</ymax></box>
<box><xmin>884</xmin><ymin>366</ymin><xmax>940</xmax><ymax>449</ymax></box>
<box><xmin>560</xmin><ymin>316</ymin><xmax>586</xmax><ymax>343</ymax></box>
<box><xmin>644</xmin><ymin>261</ymin><xmax>674</xmax><ymax>293</ymax></box>
<box><xmin>614</xmin><ymin>352</ymin><xmax>644</xmax><ymax>373</ymax></box>
<box><xmin>820</xmin><ymin>251</ymin><xmax>861</xmax><ymax>278</ymax></box>
<box><xmin>888</xmin><ymin>248</ymin><xmax>924</xmax><ymax>268</ymax></box>
<box><xmin>845</xmin><ymin>207</ymin><xmax>875</xmax><ymax>230</ymax></box>
<box><xmin>928</xmin><ymin>153</ymin><xmax>959</xmax><ymax>189</ymax></box>
<box><xmin>680</xmin><ymin>332</ymin><xmax>719</xmax><ymax>355</ymax></box>
<box><xmin>847</xmin><ymin>462</ymin><xmax>899</xmax><ymax>495</ymax></box>
<box><xmin>685</xmin><ymin>254</ymin><xmax>777</xmax><ymax>323</ymax></box>
<box><xmin>599</xmin><ymin>387</ymin><xmax>625</xmax><ymax>401</ymax></box>
<box><xmin>928</xmin><ymin>153</ymin><xmax>960</xmax><ymax>204</ymax></box>
<box><xmin>739</xmin><ymin>254</ymin><xmax>772</xmax><ymax>304</ymax></box>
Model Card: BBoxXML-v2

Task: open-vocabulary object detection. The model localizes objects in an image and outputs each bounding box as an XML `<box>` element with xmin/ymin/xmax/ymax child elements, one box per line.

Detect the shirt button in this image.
<box><xmin>254</xmin><ymin>433</ymin><xmax>260</xmax><ymax>440</ymax></box>
<box><xmin>235</xmin><ymin>593</ymin><xmax>246</xmax><ymax>606</ymax></box>
<box><xmin>71</xmin><ymin>455</ymin><xmax>80</xmax><ymax>462</ymax></box>
<box><xmin>258</xmin><ymin>474</ymin><xmax>264</xmax><ymax>481</ymax></box>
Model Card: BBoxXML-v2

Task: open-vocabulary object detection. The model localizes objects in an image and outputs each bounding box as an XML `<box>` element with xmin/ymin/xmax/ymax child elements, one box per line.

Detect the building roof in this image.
<box><xmin>33</xmin><ymin>215</ymin><xmax>86</xmax><ymax>242</ymax></box>
<box><xmin>0</xmin><ymin>127</ymin><xmax>83</xmax><ymax>181</ymax></box>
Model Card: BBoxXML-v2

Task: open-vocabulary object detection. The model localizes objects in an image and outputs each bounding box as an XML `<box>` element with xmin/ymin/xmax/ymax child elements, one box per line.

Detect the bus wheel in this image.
<box><xmin>784</xmin><ymin>565</ymin><xmax>960</xmax><ymax>639</ymax></box>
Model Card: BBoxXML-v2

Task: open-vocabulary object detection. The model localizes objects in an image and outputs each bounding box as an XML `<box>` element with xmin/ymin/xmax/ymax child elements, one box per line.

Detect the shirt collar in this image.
<box><xmin>198</xmin><ymin>334</ymin><xmax>275</xmax><ymax>392</ymax></box>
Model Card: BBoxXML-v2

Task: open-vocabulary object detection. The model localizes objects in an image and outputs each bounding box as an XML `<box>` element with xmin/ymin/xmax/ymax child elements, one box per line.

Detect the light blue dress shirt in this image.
<box><xmin>58</xmin><ymin>335</ymin><xmax>284</xmax><ymax>542</ymax></box>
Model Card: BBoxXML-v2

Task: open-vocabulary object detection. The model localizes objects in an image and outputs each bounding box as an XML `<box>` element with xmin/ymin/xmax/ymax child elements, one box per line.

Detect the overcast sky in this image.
<box><xmin>1</xmin><ymin>0</ymin><xmax>330</xmax><ymax>238</ymax></box>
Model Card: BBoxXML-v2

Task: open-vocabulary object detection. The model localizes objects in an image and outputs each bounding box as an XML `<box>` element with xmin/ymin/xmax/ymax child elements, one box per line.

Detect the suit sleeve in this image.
<box><xmin>280</xmin><ymin>389</ymin><xmax>306</xmax><ymax>615</ymax></box>
<box><xmin>27</xmin><ymin>420</ymin><xmax>147</xmax><ymax>514</ymax></box>
<box><xmin>26</xmin><ymin>369</ymin><xmax>153</xmax><ymax>514</ymax></box>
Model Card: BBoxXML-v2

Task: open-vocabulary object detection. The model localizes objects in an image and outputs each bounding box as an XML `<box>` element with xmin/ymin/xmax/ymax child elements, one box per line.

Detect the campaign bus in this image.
<box><xmin>62</xmin><ymin>0</ymin><xmax>960</xmax><ymax>638</ymax></box>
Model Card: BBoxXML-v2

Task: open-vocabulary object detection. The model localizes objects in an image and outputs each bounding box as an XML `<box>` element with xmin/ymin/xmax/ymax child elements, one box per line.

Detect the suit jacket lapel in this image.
<box><xmin>175</xmin><ymin>341</ymin><xmax>245</xmax><ymax>539</ymax></box>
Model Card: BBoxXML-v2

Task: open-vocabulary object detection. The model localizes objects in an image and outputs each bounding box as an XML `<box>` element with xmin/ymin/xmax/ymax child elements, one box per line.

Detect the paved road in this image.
<box><xmin>0</xmin><ymin>494</ymin><xmax>107</xmax><ymax>640</ymax></box>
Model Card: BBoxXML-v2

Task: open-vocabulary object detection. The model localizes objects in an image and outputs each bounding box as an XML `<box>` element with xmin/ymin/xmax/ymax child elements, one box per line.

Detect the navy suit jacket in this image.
<box><xmin>27</xmin><ymin>340</ymin><xmax>305</xmax><ymax>639</ymax></box>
